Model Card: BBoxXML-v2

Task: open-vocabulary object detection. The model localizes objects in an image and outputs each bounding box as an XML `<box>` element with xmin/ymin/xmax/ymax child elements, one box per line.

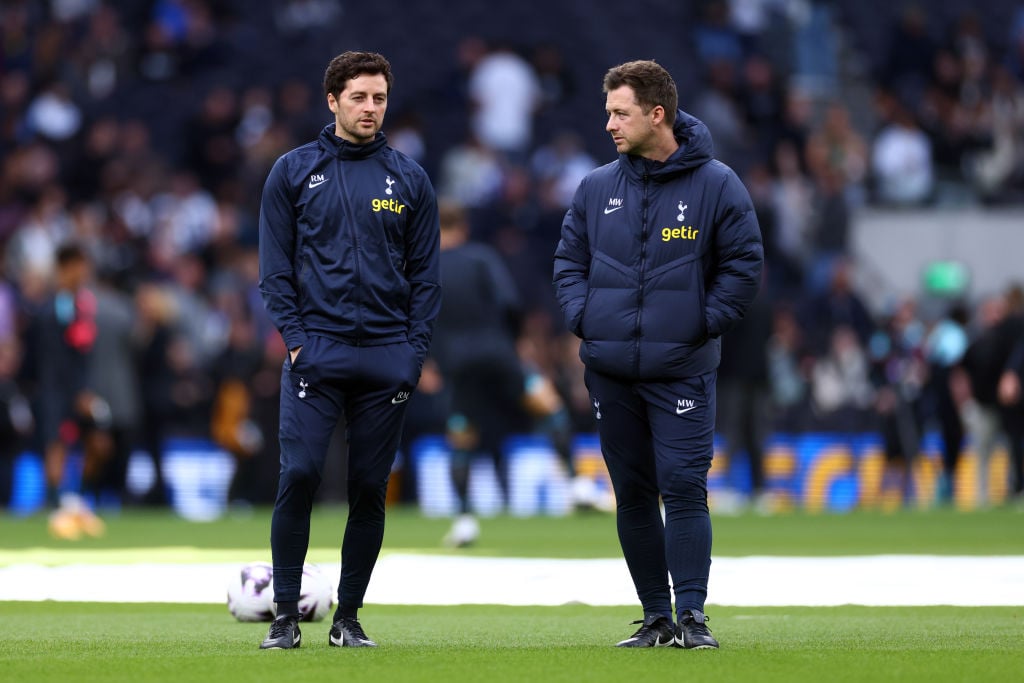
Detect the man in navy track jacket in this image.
<box><xmin>553</xmin><ymin>60</ymin><xmax>763</xmax><ymax>650</ymax></box>
<box><xmin>258</xmin><ymin>51</ymin><xmax>441</xmax><ymax>650</ymax></box>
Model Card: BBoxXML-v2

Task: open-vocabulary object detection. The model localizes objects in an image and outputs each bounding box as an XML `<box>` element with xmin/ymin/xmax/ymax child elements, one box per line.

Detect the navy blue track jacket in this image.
<box><xmin>553</xmin><ymin>110</ymin><xmax>763</xmax><ymax>380</ymax></box>
<box><xmin>259</xmin><ymin>125</ymin><xmax>441</xmax><ymax>366</ymax></box>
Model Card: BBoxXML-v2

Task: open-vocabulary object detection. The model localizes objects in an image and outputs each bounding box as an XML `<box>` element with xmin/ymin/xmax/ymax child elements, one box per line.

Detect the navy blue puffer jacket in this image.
<box><xmin>553</xmin><ymin>110</ymin><xmax>763</xmax><ymax>380</ymax></box>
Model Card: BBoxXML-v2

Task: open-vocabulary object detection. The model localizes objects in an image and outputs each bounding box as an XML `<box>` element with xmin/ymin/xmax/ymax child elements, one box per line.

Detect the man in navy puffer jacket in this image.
<box><xmin>553</xmin><ymin>60</ymin><xmax>763</xmax><ymax>649</ymax></box>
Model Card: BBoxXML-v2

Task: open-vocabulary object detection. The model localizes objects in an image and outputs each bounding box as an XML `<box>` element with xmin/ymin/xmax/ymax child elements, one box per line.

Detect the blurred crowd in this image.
<box><xmin>1</xmin><ymin>0</ymin><xmax>1023</xmax><ymax>512</ymax></box>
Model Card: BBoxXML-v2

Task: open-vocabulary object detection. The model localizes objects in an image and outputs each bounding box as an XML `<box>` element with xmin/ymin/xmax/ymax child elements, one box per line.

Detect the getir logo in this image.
<box><xmin>372</xmin><ymin>197</ymin><xmax>405</xmax><ymax>214</ymax></box>
<box><xmin>662</xmin><ymin>225</ymin><xmax>699</xmax><ymax>241</ymax></box>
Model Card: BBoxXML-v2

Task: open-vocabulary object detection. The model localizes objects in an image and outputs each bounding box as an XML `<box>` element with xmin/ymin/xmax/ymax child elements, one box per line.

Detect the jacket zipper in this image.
<box><xmin>635</xmin><ymin>173</ymin><xmax>649</xmax><ymax>376</ymax></box>
<box><xmin>338</xmin><ymin>159</ymin><xmax>364</xmax><ymax>342</ymax></box>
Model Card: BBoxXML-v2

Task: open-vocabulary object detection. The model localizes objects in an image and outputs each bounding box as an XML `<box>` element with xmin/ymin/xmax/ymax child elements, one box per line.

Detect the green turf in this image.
<box><xmin>0</xmin><ymin>602</ymin><xmax>1020</xmax><ymax>683</ymax></box>
<box><xmin>2</xmin><ymin>505</ymin><xmax>1023</xmax><ymax>560</ymax></box>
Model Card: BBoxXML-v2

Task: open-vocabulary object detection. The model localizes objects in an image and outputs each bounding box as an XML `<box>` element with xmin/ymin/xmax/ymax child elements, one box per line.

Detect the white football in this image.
<box><xmin>226</xmin><ymin>561</ymin><xmax>275</xmax><ymax>622</ymax></box>
<box><xmin>296</xmin><ymin>563</ymin><xmax>334</xmax><ymax>622</ymax></box>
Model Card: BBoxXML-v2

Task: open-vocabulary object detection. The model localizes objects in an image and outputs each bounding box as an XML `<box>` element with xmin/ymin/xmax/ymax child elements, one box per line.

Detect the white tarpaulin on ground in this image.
<box><xmin>1</xmin><ymin>554</ymin><xmax>1022</xmax><ymax>606</ymax></box>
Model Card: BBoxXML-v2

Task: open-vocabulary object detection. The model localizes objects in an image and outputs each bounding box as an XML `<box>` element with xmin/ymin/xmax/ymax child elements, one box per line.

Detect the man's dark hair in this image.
<box><xmin>55</xmin><ymin>242</ymin><xmax>88</xmax><ymax>268</ymax></box>
<box><xmin>323</xmin><ymin>51</ymin><xmax>393</xmax><ymax>98</ymax></box>
<box><xmin>438</xmin><ymin>200</ymin><xmax>467</xmax><ymax>233</ymax></box>
<box><xmin>603</xmin><ymin>60</ymin><xmax>677</xmax><ymax>126</ymax></box>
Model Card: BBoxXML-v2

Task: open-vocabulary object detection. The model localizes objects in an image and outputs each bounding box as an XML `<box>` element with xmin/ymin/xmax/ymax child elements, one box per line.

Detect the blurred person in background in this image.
<box><xmin>257</xmin><ymin>52</ymin><xmax>440</xmax><ymax>650</ymax></box>
<box><xmin>133</xmin><ymin>281</ymin><xmax>179</xmax><ymax>506</ymax></box>
<box><xmin>554</xmin><ymin>60</ymin><xmax>762</xmax><ymax>650</ymax></box>
<box><xmin>868</xmin><ymin>298</ymin><xmax>928</xmax><ymax>509</ymax></box>
<box><xmin>28</xmin><ymin>243</ymin><xmax>106</xmax><ymax>538</ymax></box>
<box><xmin>716</xmin><ymin>282</ymin><xmax>775</xmax><ymax>514</ymax></box>
<box><xmin>954</xmin><ymin>289</ymin><xmax>1022</xmax><ymax>507</ymax></box>
<box><xmin>871</xmin><ymin>92</ymin><xmax>934</xmax><ymax>206</ymax></box>
<box><xmin>923</xmin><ymin>302</ymin><xmax>969</xmax><ymax>504</ymax></box>
<box><xmin>809</xmin><ymin>325</ymin><xmax>874</xmax><ymax>432</ymax></box>
<box><xmin>766</xmin><ymin>305</ymin><xmax>812</xmax><ymax>433</ymax></box>
<box><xmin>995</xmin><ymin>286</ymin><xmax>1024</xmax><ymax>502</ymax></box>
<box><xmin>85</xmin><ymin>266</ymin><xmax>144</xmax><ymax>506</ymax></box>
<box><xmin>468</xmin><ymin>41</ymin><xmax>542</xmax><ymax>160</ymax></box>
<box><xmin>0</xmin><ymin>338</ymin><xmax>33</xmax><ymax>508</ymax></box>
<box><xmin>431</xmin><ymin>200</ymin><xmax>529</xmax><ymax>547</ymax></box>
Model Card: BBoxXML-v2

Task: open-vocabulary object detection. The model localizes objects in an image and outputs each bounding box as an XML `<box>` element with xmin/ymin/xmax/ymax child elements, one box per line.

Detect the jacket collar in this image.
<box><xmin>619</xmin><ymin>109</ymin><xmax>713</xmax><ymax>182</ymax></box>
<box><xmin>318</xmin><ymin>124</ymin><xmax>388</xmax><ymax>160</ymax></box>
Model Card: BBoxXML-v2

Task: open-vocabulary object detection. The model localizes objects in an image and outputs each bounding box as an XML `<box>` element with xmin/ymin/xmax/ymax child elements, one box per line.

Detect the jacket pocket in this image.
<box><xmin>643</xmin><ymin>254</ymin><xmax>706</xmax><ymax>343</ymax></box>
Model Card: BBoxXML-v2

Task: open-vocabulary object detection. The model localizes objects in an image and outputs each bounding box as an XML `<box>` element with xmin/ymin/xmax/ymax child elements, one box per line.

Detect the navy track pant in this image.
<box><xmin>271</xmin><ymin>335</ymin><xmax>416</xmax><ymax>610</ymax></box>
<box><xmin>585</xmin><ymin>367</ymin><xmax>716</xmax><ymax>620</ymax></box>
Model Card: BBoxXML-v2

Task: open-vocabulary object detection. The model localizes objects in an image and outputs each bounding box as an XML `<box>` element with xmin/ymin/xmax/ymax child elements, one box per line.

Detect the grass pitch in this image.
<box><xmin>1</xmin><ymin>506</ymin><xmax>1022</xmax><ymax>682</ymax></box>
<box><xmin>2</xmin><ymin>504</ymin><xmax>1023</xmax><ymax>558</ymax></box>
<box><xmin>0</xmin><ymin>602</ymin><xmax>1021</xmax><ymax>683</ymax></box>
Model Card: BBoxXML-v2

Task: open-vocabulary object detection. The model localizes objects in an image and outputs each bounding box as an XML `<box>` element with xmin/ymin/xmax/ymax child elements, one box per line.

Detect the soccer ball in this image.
<box><xmin>227</xmin><ymin>561</ymin><xmax>334</xmax><ymax>622</ymax></box>
<box><xmin>295</xmin><ymin>563</ymin><xmax>334</xmax><ymax>622</ymax></box>
<box><xmin>227</xmin><ymin>561</ymin><xmax>275</xmax><ymax>622</ymax></box>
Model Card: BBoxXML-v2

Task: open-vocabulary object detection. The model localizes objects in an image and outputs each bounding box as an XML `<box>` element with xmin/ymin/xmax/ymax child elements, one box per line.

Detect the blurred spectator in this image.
<box><xmin>881</xmin><ymin>4</ymin><xmax>936</xmax><ymax>105</ymax></box>
<box><xmin>718</xmin><ymin>285</ymin><xmax>775</xmax><ymax>511</ymax></box>
<box><xmin>438</xmin><ymin>134</ymin><xmax>505</xmax><ymax>208</ymax></box>
<box><xmin>5</xmin><ymin>186</ymin><xmax>73</xmax><ymax>288</ymax></box>
<box><xmin>958</xmin><ymin>288</ymin><xmax>1024</xmax><ymax>507</ymax></box>
<box><xmin>387</xmin><ymin>110</ymin><xmax>427</xmax><ymax>165</ymax></box>
<box><xmin>739</xmin><ymin>53</ymin><xmax>785</xmax><ymax>161</ymax></box>
<box><xmin>468</xmin><ymin>43</ymin><xmax>541</xmax><ymax>157</ymax></box>
<box><xmin>924</xmin><ymin>302</ymin><xmax>969</xmax><ymax>504</ymax></box>
<box><xmin>871</xmin><ymin>92</ymin><xmax>934</xmax><ymax>205</ymax></box>
<box><xmin>530</xmin><ymin>131</ymin><xmax>597</xmax><ymax>212</ymax></box>
<box><xmin>868</xmin><ymin>298</ymin><xmax>928</xmax><ymax>507</ymax></box>
<box><xmin>691</xmin><ymin>59</ymin><xmax>750</xmax><ymax>170</ymax></box>
<box><xmin>965</xmin><ymin>65</ymin><xmax>1024</xmax><ymax>201</ymax></box>
<box><xmin>809</xmin><ymin>324</ymin><xmax>874</xmax><ymax>431</ymax></box>
<box><xmin>24</xmin><ymin>81</ymin><xmax>82</xmax><ymax>143</ymax></box>
<box><xmin>186</xmin><ymin>86</ymin><xmax>242</xmax><ymax>193</ymax></box>
<box><xmin>805</xmin><ymin>102</ymin><xmax>868</xmax><ymax>207</ymax></box>
<box><xmin>28</xmin><ymin>243</ymin><xmax>106</xmax><ymax>537</ymax></box>
<box><xmin>70</xmin><ymin>3</ymin><xmax>132</xmax><ymax>103</ymax></box>
<box><xmin>274</xmin><ymin>0</ymin><xmax>343</xmax><ymax>33</ymax></box>
<box><xmin>86</xmin><ymin>269</ymin><xmax>144</xmax><ymax>503</ymax></box>
<box><xmin>693</xmin><ymin>0</ymin><xmax>745</xmax><ymax>68</ymax></box>
<box><xmin>996</xmin><ymin>286</ymin><xmax>1024</xmax><ymax>501</ymax></box>
<box><xmin>0</xmin><ymin>338</ymin><xmax>33</xmax><ymax>508</ymax></box>
<box><xmin>209</xmin><ymin>303</ymin><xmax>265</xmax><ymax>505</ymax></box>
<box><xmin>770</xmin><ymin>140</ymin><xmax>814</xmax><ymax>289</ymax></box>
<box><xmin>531</xmin><ymin>42</ymin><xmax>575</xmax><ymax>111</ymax></box>
<box><xmin>431</xmin><ymin>201</ymin><xmax>529</xmax><ymax>546</ymax></box>
<box><xmin>134</xmin><ymin>281</ymin><xmax>178</xmax><ymax>505</ymax></box>
<box><xmin>766</xmin><ymin>305</ymin><xmax>811</xmax><ymax>432</ymax></box>
<box><xmin>801</xmin><ymin>258</ymin><xmax>875</xmax><ymax>355</ymax></box>
<box><xmin>791</xmin><ymin>0</ymin><xmax>839</xmax><ymax>93</ymax></box>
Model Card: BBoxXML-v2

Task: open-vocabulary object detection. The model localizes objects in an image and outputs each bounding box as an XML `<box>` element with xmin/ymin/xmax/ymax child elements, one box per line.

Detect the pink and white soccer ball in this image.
<box><xmin>226</xmin><ymin>561</ymin><xmax>275</xmax><ymax>622</ymax></box>
<box><xmin>295</xmin><ymin>563</ymin><xmax>334</xmax><ymax>622</ymax></box>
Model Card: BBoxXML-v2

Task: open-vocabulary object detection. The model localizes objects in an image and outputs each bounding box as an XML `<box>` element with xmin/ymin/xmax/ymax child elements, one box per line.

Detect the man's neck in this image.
<box><xmin>641</xmin><ymin>130</ymin><xmax>679</xmax><ymax>163</ymax></box>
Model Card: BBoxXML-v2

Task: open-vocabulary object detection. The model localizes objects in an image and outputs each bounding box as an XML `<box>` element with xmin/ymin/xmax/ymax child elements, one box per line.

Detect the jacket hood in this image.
<box><xmin>620</xmin><ymin>109</ymin><xmax>714</xmax><ymax>181</ymax></box>
<box><xmin>318</xmin><ymin>124</ymin><xmax>388</xmax><ymax>159</ymax></box>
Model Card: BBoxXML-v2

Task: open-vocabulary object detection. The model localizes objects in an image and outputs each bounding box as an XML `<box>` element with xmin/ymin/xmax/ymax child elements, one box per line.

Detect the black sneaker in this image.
<box><xmin>615</xmin><ymin>615</ymin><xmax>675</xmax><ymax>647</ymax></box>
<box><xmin>675</xmin><ymin>610</ymin><xmax>719</xmax><ymax>649</ymax></box>
<box><xmin>329</xmin><ymin>616</ymin><xmax>377</xmax><ymax>647</ymax></box>
<box><xmin>260</xmin><ymin>615</ymin><xmax>301</xmax><ymax>650</ymax></box>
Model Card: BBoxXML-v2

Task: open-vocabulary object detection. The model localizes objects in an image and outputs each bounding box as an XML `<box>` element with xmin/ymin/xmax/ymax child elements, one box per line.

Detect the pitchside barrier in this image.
<box><xmin>5</xmin><ymin>432</ymin><xmax>1011</xmax><ymax>518</ymax></box>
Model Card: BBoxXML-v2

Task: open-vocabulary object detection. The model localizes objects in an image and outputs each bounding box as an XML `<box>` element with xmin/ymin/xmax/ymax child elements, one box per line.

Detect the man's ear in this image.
<box><xmin>327</xmin><ymin>93</ymin><xmax>338</xmax><ymax>114</ymax></box>
<box><xmin>650</xmin><ymin>104</ymin><xmax>666</xmax><ymax>126</ymax></box>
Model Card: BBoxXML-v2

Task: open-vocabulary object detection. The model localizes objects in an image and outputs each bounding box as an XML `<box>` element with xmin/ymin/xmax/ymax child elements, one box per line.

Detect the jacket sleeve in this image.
<box><xmin>404</xmin><ymin>173</ymin><xmax>442</xmax><ymax>366</ymax></box>
<box><xmin>258</xmin><ymin>155</ymin><xmax>307</xmax><ymax>351</ymax></box>
<box><xmin>704</xmin><ymin>171</ymin><xmax>764</xmax><ymax>338</ymax></box>
<box><xmin>552</xmin><ymin>179</ymin><xmax>591</xmax><ymax>337</ymax></box>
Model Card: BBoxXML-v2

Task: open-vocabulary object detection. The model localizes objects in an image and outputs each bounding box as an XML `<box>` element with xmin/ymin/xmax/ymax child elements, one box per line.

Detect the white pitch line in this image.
<box><xmin>1</xmin><ymin>555</ymin><xmax>1022</xmax><ymax>607</ymax></box>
